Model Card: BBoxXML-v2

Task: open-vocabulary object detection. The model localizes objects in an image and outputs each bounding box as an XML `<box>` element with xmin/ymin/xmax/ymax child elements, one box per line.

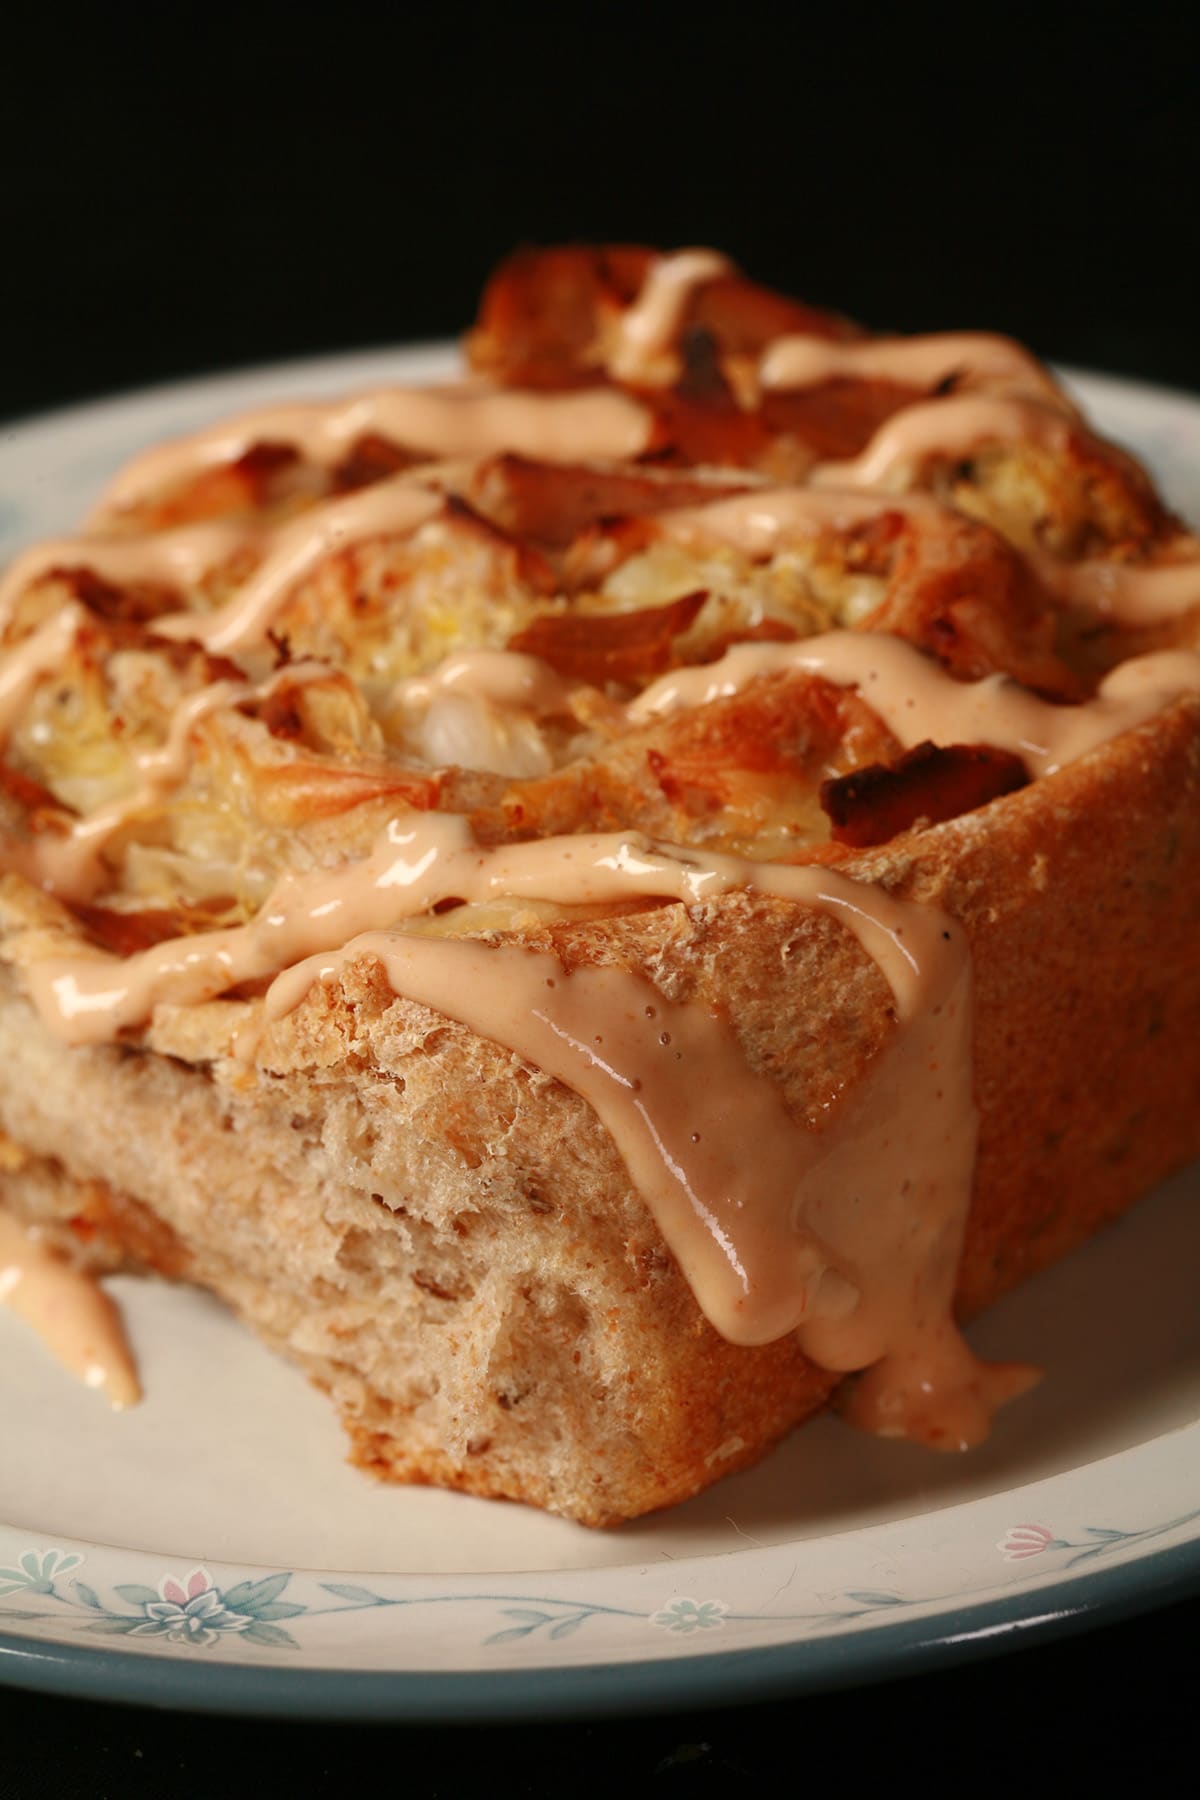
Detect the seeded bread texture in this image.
<box><xmin>2</xmin><ymin>696</ymin><xmax>1197</xmax><ymax>1524</ymax></box>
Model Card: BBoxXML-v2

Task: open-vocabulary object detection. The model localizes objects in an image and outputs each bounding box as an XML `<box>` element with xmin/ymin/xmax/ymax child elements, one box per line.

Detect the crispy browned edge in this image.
<box><xmin>1</xmin><ymin>698</ymin><xmax>1198</xmax><ymax>1524</ymax></box>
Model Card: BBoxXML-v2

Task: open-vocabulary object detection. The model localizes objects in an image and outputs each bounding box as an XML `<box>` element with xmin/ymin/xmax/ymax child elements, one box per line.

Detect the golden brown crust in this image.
<box><xmin>4</xmin><ymin>700</ymin><xmax>1196</xmax><ymax>1523</ymax></box>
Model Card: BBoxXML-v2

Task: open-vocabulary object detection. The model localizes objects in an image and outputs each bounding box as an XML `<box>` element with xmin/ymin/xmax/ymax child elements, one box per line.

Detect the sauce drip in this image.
<box><xmin>11</xmin><ymin>811</ymin><xmax>1027</xmax><ymax>1440</ymax></box>
<box><xmin>0</xmin><ymin>1209</ymin><xmax>140</xmax><ymax>1408</ymax></box>
<box><xmin>4</xmin><ymin>436</ymin><xmax>1196</xmax><ymax>663</ymax></box>
<box><xmin>263</xmin><ymin>867</ymin><xmax>1022</xmax><ymax>1443</ymax></box>
<box><xmin>1031</xmin><ymin>550</ymin><xmax>1200</xmax><ymax>624</ymax></box>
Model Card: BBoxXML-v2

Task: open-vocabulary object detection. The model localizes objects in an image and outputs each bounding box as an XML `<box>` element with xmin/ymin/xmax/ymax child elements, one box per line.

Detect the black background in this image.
<box><xmin>3</xmin><ymin>1</ymin><xmax>1200</xmax><ymax>423</ymax></box>
<box><xmin>0</xmin><ymin>1597</ymin><xmax>1193</xmax><ymax>1796</ymax></box>
<box><xmin>1</xmin><ymin>0</ymin><xmax>1196</xmax><ymax>1788</ymax></box>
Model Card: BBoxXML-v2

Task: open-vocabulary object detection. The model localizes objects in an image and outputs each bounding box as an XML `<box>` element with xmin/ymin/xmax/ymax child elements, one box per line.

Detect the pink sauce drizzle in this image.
<box><xmin>260</xmin><ymin>862</ymin><xmax>1027</xmax><ymax>1445</ymax></box>
<box><xmin>0</xmin><ymin>1209</ymin><xmax>140</xmax><ymax>1408</ymax></box>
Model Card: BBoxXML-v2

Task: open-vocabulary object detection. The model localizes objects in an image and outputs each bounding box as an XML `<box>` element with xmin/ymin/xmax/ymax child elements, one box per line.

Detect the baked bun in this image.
<box><xmin>2</xmin><ymin>245</ymin><xmax>1198</xmax><ymax>1524</ymax></box>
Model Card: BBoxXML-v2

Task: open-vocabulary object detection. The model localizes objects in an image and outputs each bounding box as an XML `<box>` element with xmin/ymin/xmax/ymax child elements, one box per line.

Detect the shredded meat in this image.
<box><xmin>508</xmin><ymin>591</ymin><xmax>708</xmax><ymax>684</ymax></box>
<box><xmin>468</xmin><ymin>454</ymin><xmax>753</xmax><ymax>548</ymax></box>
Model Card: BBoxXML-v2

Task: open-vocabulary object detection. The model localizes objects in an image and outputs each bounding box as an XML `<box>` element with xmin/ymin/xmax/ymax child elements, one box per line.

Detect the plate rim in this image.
<box><xmin>2</xmin><ymin>1526</ymin><xmax>1198</xmax><ymax>1721</ymax></box>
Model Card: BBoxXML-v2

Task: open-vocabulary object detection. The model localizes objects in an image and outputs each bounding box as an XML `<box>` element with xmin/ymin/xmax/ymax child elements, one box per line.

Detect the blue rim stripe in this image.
<box><xmin>1</xmin><ymin>1531</ymin><xmax>1198</xmax><ymax>1721</ymax></box>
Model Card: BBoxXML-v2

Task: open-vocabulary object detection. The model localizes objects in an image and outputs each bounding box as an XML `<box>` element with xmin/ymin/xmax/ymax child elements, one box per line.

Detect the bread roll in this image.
<box><xmin>2</xmin><ymin>245</ymin><xmax>1198</xmax><ymax>1522</ymax></box>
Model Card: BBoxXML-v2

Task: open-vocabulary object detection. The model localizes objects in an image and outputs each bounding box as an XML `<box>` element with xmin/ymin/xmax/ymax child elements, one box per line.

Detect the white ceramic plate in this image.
<box><xmin>1</xmin><ymin>354</ymin><xmax>1198</xmax><ymax>1720</ymax></box>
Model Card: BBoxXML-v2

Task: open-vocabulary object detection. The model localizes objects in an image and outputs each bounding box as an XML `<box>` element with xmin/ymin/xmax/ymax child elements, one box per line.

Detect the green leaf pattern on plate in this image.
<box><xmin>3</xmin><ymin>1509</ymin><xmax>1197</xmax><ymax>1654</ymax></box>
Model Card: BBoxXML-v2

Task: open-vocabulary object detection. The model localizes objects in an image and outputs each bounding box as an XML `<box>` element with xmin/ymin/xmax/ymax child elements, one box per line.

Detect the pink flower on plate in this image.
<box><xmin>128</xmin><ymin>1567</ymin><xmax>253</xmax><ymax>1648</ymax></box>
<box><xmin>160</xmin><ymin>1569</ymin><xmax>214</xmax><ymax>1608</ymax></box>
<box><xmin>998</xmin><ymin>1523</ymin><xmax>1063</xmax><ymax>1561</ymax></box>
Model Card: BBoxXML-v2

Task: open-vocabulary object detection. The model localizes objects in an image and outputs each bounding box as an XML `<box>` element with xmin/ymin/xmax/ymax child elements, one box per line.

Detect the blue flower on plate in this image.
<box><xmin>0</xmin><ymin>1548</ymin><xmax>83</xmax><ymax>1597</ymax></box>
<box><xmin>649</xmin><ymin>1597</ymin><xmax>729</xmax><ymax>1634</ymax></box>
<box><xmin>126</xmin><ymin>1569</ymin><xmax>253</xmax><ymax>1648</ymax></box>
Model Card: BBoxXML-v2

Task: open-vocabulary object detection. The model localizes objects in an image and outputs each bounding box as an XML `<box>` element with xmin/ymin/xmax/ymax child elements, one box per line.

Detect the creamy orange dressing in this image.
<box><xmin>1032</xmin><ymin>548</ymin><xmax>1200</xmax><ymax>623</ymax></box>
<box><xmin>152</xmin><ymin>478</ymin><xmax>444</xmax><ymax>654</ymax></box>
<box><xmin>0</xmin><ymin>1208</ymin><xmax>140</xmax><ymax>1407</ymax></box>
<box><xmin>260</xmin><ymin>897</ymin><xmax>1023</xmax><ymax>1447</ymax></box>
<box><xmin>0</xmin><ymin>477</ymin><xmax>448</xmax><ymax>654</ymax></box>
<box><xmin>632</xmin><ymin>630</ymin><xmax>1200</xmax><ymax>777</ymax></box>
<box><xmin>654</xmin><ymin>483</ymin><xmax>1200</xmax><ymax>627</ymax></box>
<box><xmin>607</xmin><ymin>249</ymin><xmax>732</xmax><ymax>383</ymax></box>
<box><xmin>2</xmin><ymin>402</ymin><xmax>1193</xmax><ymax>673</ymax></box>
<box><xmin>758</xmin><ymin>330</ymin><xmax>1067</xmax><ymax>404</ymax></box>
<box><xmin>7</xmin><ymin>609</ymin><xmax>1194</xmax><ymax>1429</ymax></box>
<box><xmin>394</xmin><ymin>648</ymin><xmax>579</xmax><ymax>714</ymax></box>
<box><xmin>0</xmin><ymin>519</ymin><xmax>249</xmax><ymax>634</ymax></box>
<box><xmin>13</xmin><ymin>813</ymin><xmax>1016</xmax><ymax>1436</ymax></box>
<box><xmin>655</xmin><ymin>483</ymin><xmax>943</xmax><ymax>554</ymax></box>
<box><xmin>0</xmin><ymin>483</ymin><xmax>938</xmax><ymax>666</ymax></box>
<box><xmin>812</xmin><ymin>394</ymin><xmax>1075</xmax><ymax>489</ymax></box>
<box><xmin>0</xmin><ymin>604</ymin><xmax>85</xmax><ymax>742</ymax></box>
<box><xmin>93</xmin><ymin>388</ymin><xmax>654</xmax><ymax>521</ymax></box>
<box><xmin>21</xmin><ymin>617</ymin><xmax>1200</xmax><ymax>1047</ymax></box>
<box><xmin>13</xmin><ymin>821</ymin><xmax>855</xmax><ymax>1040</ymax></box>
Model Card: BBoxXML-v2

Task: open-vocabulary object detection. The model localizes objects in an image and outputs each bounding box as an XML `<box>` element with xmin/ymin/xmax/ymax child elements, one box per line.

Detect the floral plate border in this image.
<box><xmin>2</xmin><ymin>1420</ymin><xmax>1199</xmax><ymax>1718</ymax></box>
<box><xmin>1</xmin><ymin>356</ymin><xmax>1198</xmax><ymax>1719</ymax></box>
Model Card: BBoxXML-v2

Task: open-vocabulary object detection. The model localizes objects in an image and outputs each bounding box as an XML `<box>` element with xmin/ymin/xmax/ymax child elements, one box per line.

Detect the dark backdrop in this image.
<box><xmin>3</xmin><ymin>1</ymin><xmax>1199</xmax><ymax>423</ymax></box>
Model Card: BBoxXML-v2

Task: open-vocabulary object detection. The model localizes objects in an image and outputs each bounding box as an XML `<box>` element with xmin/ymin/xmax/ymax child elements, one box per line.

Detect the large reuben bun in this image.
<box><xmin>1</xmin><ymin>245</ymin><xmax>1198</xmax><ymax>1525</ymax></box>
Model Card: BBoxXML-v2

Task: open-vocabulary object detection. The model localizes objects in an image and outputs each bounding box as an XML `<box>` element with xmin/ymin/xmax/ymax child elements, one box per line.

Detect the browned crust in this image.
<box><xmin>4</xmin><ymin>701</ymin><xmax>1195</xmax><ymax>1524</ymax></box>
<box><xmin>323</xmin><ymin>696</ymin><xmax>1200</xmax><ymax>1519</ymax></box>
